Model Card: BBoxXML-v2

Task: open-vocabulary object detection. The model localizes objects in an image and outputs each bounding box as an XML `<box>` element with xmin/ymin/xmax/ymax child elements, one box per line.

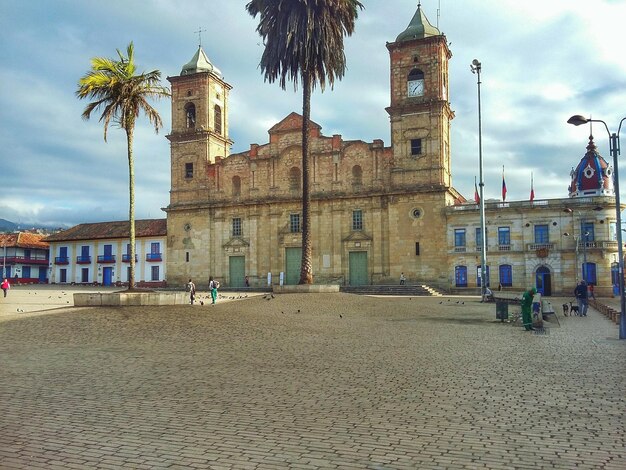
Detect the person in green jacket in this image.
<box><xmin>521</xmin><ymin>287</ymin><xmax>537</xmax><ymax>331</ymax></box>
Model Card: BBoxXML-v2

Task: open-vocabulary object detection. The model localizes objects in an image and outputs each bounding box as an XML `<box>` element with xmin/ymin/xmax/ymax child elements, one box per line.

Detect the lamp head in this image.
<box><xmin>567</xmin><ymin>115</ymin><xmax>589</xmax><ymax>127</ymax></box>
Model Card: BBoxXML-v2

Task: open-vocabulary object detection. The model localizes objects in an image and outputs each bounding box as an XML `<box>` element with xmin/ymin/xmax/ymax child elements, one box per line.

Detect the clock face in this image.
<box><xmin>408</xmin><ymin>79</ymin><xmax>424</xmax><ymax>97</ymax></box>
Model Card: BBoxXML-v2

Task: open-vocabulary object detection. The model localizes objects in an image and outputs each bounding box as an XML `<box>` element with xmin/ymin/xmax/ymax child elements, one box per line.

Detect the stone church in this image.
<box><xmin>164</xmin><ymin>4</ymin><xmax>620</xmax><ymax>295</ymax></box>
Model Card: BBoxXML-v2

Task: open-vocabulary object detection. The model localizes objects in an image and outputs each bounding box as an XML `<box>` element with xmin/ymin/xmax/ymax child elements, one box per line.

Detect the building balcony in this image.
<box><xmin>5</xmin><ymin>255</ymin><xmax>49</xmax><ymax>265</ymax></box>
<box><xmin>97</xmin><ymin>255</ymin><xmax>116</xmax><ymax>263</ymax></box>
<box><xmin>122</xmin><ymin>254</ymin><xmax>138</xmax><ymax>263</ymax></box>
<box><xmin>76</xmin><ymin>256</ymin><xmax>91</xmax><ymax>264</ymax></box>
<box><xmin>54</xmin><ymin>256</ymin><xmax>70</xmax><ymax>265</ymax></box>
<box><xmin>146</xmin><ymin>253</ymin><xmax>162</xmax><ymax>262</ymax></box>
<box><xmin>527</xmin><ymin>243</ymin><xmax>555</xmax><ymax>251</ymax></box>
<box><xmin>498</xmin><ymin>245</ymin><xmax>511</xmax><ymax>251</ymax></box>
<box><xmin>579</xmin><ymin>240</ymin><xmax>618</xmax><ymax>250</ymax></box>
<box><xmin>454</xmin><ymin>246</ymin><xmax>466</xmax><ymax>253</ymax></box>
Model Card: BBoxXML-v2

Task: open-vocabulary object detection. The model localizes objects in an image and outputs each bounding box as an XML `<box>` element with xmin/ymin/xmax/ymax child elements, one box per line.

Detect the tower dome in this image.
<box><xmin>568</xmin><ymin>135</ymin><xmax>613</xmax><ymax>198</ymax></box>
<box><xmin>395</xmin><ymin>3</ymin><xmax>441</xmax><ymax>42</ymax></box>
<box><xmin>180</xmin><ymin>46</ymin><xmax>222</xmax><ymax>78</ymax></box>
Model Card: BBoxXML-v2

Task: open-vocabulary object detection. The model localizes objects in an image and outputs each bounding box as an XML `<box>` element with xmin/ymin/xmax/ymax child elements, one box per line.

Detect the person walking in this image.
<box><xmin>187</xmin><ymin>278</ymin><xmax>196</xmax><ymax>305</ymax></box>
<box><xmin>521</xmin><ymin>287</ymin><xmax>537</xmax><ymax>331</ymax></box>
<box><xmin>1</xmin><ymin>278</ymin><xmax>10</xmax><ymax>298</ymax></box>
<box><xmin>588</xmin><ymin>283</ymin><xmax>596</xmax><ymax>300</ymax></box>
<box><xmin>574</xmin><ymin>280</ymin><xmax>589</xmax><ymax>316</ymax></box>
<box><xmin>209</xmin><ymin>276</ymin><xmax>219</xmax><ymax>304</ymax></box>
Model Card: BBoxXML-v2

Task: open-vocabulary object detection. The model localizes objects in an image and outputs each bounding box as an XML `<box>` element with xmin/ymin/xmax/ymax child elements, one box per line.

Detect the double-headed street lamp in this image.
<box><xmin>471</xmin><ymin>59</ymin><xmax>487</xmax><ymax>300</ymax></box>
<box><xmin>568</xmin><ymin>115</ymin><xmax>626</xmax><ymax>339</ymax></box>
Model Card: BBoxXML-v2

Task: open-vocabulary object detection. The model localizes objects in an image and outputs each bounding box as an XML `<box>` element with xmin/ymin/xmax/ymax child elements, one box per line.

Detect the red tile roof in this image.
<box><xmin>0</xmin><ymin>233</ymin><xmax>50</xmax><ymax>249</ymax></box>
<box><xmin>43</xmin><ymin>219</ymin><xmax>167</xmax><ymax>242</ymax></box>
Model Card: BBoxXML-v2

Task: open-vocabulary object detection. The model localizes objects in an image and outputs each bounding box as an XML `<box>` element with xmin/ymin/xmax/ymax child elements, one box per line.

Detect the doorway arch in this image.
<box><xmin>535</xmin><ymin>265</ymin><xmax>552</xmax><ymax>296</ymax></box>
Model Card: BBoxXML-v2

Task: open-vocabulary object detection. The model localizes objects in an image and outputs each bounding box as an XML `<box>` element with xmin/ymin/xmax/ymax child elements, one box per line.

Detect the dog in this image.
<box><xmin>569</xmin><ymin>302</ymin><xmax>579</xmax><ymax>316</ymax></box>
<box><xmin>562</xmin><ymin>303</ymin><xmax>569</xmax><ymax>316</ymax></box>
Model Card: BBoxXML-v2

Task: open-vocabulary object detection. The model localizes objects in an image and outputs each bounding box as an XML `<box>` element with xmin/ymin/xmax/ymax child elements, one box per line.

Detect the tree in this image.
<box><xmin>246</xmin><ymin>0</ymin><xmax>363</xmax><ymax>284</ymax></box>
<box><xmin>76</xmin><ymin>42</ymin><xmax>169</xmax><ymax>290</ymax></box>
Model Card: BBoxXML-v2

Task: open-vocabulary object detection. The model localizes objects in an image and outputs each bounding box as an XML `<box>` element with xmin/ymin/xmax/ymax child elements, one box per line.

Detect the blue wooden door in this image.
<box><xmin>38</xmin><ymin>267</ymin><xmax>47</xmax><ymax>283</ymax></box>
<box><xmin>103</xmin><ymin>267</ymin><xmax>113</xmax><ymax>286</ymax></box>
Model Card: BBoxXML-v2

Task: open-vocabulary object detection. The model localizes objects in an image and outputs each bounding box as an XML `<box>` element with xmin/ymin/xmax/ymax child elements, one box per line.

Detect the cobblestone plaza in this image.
<box><xmin>1</xmin><ymin>287</ymin><xmax>625</xmax><ymax>469</ymax></box>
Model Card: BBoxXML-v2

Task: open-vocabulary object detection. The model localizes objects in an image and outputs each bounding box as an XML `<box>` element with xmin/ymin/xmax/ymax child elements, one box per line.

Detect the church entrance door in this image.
<box><xmin>285</xmin><ymin>248</ymin><xmax>302</xmax><ymax>285</ymax></box>
<box><xmin>229</xmin><ymin>256</ymin><xmax>245</xmax><ymax>288</ymax></box>
<box><xmin>349</xmin><ymin>251</ymin><xmax>368</xmax><ymax>286</ymax></box>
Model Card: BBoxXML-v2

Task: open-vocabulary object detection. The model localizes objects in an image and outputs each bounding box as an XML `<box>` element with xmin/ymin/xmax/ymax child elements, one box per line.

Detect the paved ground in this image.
<box><xmin>1</xmin><ymin>287</ymin><xmax>625</xmax><ymax>469</ymax></box>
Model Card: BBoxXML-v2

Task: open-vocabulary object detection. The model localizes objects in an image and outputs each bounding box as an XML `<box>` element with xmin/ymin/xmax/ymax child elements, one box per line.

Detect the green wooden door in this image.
<box><xmin>349</xmin><ymin>251</ymin><xmax>368</xmax><ymax>286</ymax></box>
<box><xmin>285</xmin><ymin>247</ymin><xmax>302</xmax><ymax>285</ymax></box>
<box><xmin>229</xmin><ymin>256</ymin><xmax>245</xmax><ymax>288</ymax></box>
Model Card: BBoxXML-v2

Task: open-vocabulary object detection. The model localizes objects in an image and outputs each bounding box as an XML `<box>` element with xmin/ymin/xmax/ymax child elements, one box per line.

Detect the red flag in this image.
<box><xmin>474</xmin><ymin>177</ymin><xmax>480</xmax><ymax>204</ymax></box>
<box><xmin>502</xmin><ymin>167</ymin><xmax>507</xmax><ymax>201</ymax></box>
<box><xmin>530</xmin><ymin>172</ymin><xmax>535</xmax><ymax>201</ymax></box>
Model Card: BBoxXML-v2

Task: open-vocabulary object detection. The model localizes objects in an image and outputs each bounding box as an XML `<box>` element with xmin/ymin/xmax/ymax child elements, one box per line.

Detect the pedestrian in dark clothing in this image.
<box><xmin>574</xmin><ymin>280</ymin><xmax>589</xmax><ymax>316</ymax></box>
<box><xmin>521</xmin><ymin>287</ymin><xmax>537</xmax><ymax>330</ymax></box>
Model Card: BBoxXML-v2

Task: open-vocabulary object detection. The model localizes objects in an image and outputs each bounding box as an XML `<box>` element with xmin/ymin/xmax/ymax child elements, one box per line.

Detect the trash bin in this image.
<box><xmin>496</xmin><ymin>301</ymin><xmax>508</xmax><ymax>321</ymax></box>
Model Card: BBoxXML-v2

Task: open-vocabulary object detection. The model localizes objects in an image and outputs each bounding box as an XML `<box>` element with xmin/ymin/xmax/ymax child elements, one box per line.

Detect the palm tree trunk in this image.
<box><xmin>299</xmin><ymin>71</ymin><xmax>313</xmax><ymax>284</ymax></box>
<box><xmin>126</xmin><ymin>127</ymin><xmax>136</xmax><ymax>290</ymax></box>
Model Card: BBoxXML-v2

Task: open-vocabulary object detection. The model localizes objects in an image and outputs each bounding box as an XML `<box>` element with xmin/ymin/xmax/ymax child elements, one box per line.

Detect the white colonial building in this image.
<box><xmin>44</xmin><ymin>219</ymin><xmax>167</xmax><ymax>287</ymax></box>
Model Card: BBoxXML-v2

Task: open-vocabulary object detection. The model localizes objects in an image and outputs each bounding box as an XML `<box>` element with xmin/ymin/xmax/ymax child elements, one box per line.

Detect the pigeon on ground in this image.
<box><xmin>271</xmin><ymin>294</ymin><xmax>275</xmax><ymax>299</ymax></box>
<box><xmin>339</xmin><ymin>314</ymin><xmax>343</xmax><ymax>318</ymax></box>
<box><xmin>200</xmin><ymin>301</ymin><xmax>204</xmax><ymax>305</ymax></box>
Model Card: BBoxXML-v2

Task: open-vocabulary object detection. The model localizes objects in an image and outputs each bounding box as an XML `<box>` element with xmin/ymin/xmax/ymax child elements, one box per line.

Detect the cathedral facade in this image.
<box><xmin>164</xmin><ymin>4</ymin><xmax>620</xmax><ymax>296</ymax></box>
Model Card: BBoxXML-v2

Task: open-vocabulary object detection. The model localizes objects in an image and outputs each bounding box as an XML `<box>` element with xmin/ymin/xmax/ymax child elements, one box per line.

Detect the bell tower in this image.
<box><xmin>167</xmin><ymin>46</ymin><xmax>233</xmax><ymax>206</ymax></box>
<box><xmin>386</xmin><ymin>3</ymin><xmax>454</xmax><ymax>188</ymax></box>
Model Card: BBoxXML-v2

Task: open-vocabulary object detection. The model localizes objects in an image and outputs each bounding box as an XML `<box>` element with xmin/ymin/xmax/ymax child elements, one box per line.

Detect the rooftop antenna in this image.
<box><xmin>194</xmin><ymin>27</ymin><xmax>207</xmax><ymax>48</ymax></box>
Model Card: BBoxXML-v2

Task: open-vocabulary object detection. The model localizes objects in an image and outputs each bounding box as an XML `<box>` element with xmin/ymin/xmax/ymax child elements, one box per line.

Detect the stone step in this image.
<box><xmin>340</xmin><ymin>284</ymin><xmax>443</xmax><ymax>296</ymax></box>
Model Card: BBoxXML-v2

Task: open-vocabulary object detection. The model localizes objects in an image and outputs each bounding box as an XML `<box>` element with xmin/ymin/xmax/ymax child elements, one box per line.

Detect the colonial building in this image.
<box><xmin>0</xmin><ymin>233</ymin><xmax>50</xmax><ymax>283</ymax></box>
<box><xmin>44</xmin><ymin>219</ymin><xmax>167</xmax><ymax>287</ymax></box>
<box><xmin>165</xmin><ymin>4</ymin><xmax>463</xmax><ymax>289</ymax></box>
<box><xmin>446</xmin><ymin>136</ymin><xmax>620</xmax><ymax>297</ymax></box>
<box><xmin>163</xmin><ymin>4</ymin><xmax>621</xmax><ymax>295</ymax></box>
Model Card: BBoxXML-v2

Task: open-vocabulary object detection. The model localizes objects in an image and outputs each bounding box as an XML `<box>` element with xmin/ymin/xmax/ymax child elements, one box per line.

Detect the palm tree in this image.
<box><xmin>246</xmin><ymin>0</ymin><xmax>363</xmax><ymax>284</ymax></box>
<box><xmin>76</xmin><ymin>42</ymin><xmax>169</xmax><ymax>290</ymax></box>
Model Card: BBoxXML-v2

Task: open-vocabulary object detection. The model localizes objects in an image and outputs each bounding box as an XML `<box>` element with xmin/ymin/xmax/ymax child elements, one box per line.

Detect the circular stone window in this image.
<box><xmin>410</xmin><ymin>207</ymin><xmax>423</xmax><ymax>220</ymax></box>
<box><xmin>183</xmin><ymin>223</ymin><xmax>192</xmax><ymax>232</ymax></box>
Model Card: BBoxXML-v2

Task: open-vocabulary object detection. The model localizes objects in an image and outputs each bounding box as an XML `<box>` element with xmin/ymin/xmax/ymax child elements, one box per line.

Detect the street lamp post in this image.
<box><xmin>568</xmin><ymin>114</ymin><xmax>626</xmax><ymax>339</ymax></box>
<box><xmin>471</xmin><ymin>59</ymin><xmax>487</xmax><ymax>300</ymax></box>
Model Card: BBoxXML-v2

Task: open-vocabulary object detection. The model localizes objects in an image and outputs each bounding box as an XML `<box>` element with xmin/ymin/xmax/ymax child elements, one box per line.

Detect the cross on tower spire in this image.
<box><xmin>194</xmin><ymin>27</ymin><xmax>207</xmax><ymax>48</ymax></box>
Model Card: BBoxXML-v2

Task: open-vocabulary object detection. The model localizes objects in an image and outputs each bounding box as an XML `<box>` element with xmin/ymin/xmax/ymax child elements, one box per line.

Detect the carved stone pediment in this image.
<box><xmin>342</xmin><ymin>231</ymin><xmax>373</xmax><ymax>243</ymax></box>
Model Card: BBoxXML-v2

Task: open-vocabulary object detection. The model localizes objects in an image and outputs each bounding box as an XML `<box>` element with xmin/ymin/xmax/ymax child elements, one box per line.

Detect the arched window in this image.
<box><xmin>455</xmin><ymin>266</ymin><xmax>468</xmax><ymax>287</ymax></box>
<box><xmin>352</xmin><ymin>165</ymin><xmax>362</xmax><ymax>186</ymax></box>
<box><xmin>289</xmin><ymin>167</ymin><xmax>301</xmax><ymax>191</ymax></box>
<box><xmin>214</xmin><ymin>105</ymin><xmax>222</xmax><ymax>135</ymax></box>
<box><xmin>232</xmin><ymin>175</ymin><xmax>241</xmax><ymax>197</ymax></box>
<box><xmin>408</xmin><ymin>69</ymin><xmax>424</xmax><ymax>81</ymax></box>
<box><xmin>185</xmin><ymin>103</ymin><xmax>196</xmax><ymax>129</ymax></box>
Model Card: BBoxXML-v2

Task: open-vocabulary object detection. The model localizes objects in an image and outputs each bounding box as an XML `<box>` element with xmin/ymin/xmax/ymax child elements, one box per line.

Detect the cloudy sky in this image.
<box><xmin>1</xmin><ymin>0</ymin><xmax>625</xmax><ymax>227</ymax></box>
